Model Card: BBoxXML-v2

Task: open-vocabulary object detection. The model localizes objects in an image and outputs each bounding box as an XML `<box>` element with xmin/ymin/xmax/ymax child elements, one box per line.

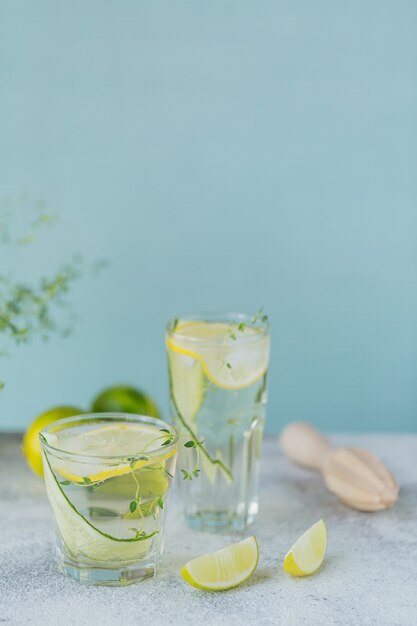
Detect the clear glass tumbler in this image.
<box><xmin>166</xmin><ymin>312</ymin><xmax>270</xmax><ymax>532</ymax></box>
<box><xmin>40</xmin><ymin>413</ymin><xmax>178</xmax><ymax>586</ymax></box>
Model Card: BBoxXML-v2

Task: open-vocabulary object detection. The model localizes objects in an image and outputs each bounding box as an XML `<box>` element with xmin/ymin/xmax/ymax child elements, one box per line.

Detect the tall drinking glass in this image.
<box><xmin>166</xmin><ymin>312</ymin><xmax>270</xmax><ymax>532</ymax></box>
<box><xmin>40</xmin><ymin>413</ymin><xmax>178</xmax><ymax>585</ymax></box>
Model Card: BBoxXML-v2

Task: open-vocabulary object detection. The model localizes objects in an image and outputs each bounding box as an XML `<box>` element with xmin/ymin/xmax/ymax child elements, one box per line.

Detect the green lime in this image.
<box><xmin>91</xmin><ymin>385</ymin><xmax>161</xmax><ymax>419</ymax></box>
<box><xmin>22</xmin><ymin>405</ymin><xmax>85</xmax><ymax>477</ymax></box>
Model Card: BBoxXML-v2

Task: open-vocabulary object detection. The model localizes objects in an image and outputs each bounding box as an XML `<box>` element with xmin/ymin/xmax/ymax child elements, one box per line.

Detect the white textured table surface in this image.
<box><xmin>0</xmin><ymin>433</ymin><xmax>416</xmax><ymax>626</ymax></box>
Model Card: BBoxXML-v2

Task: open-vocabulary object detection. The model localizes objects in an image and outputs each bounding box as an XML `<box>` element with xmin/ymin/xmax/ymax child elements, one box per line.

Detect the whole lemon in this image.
<box><xmin>91</xmin><ymin>385</ymin><xmax>161</xmax><ymax>419</ymax></box>
<box><xmin>22</xmin><ymin>405</ymin><xmax>84</xmax><ymax>477</ymax></box>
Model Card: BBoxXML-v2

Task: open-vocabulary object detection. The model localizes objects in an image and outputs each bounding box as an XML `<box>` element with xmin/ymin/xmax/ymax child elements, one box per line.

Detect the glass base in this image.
<box><xmin>58</xmin><ymin>555</ymin><xmax>157</xmax><ymax>586</ymax></box>
<box><xmin>187</xmin><ymin>509</ymin><xmax>256</xmax><ymax>533</ymax></box>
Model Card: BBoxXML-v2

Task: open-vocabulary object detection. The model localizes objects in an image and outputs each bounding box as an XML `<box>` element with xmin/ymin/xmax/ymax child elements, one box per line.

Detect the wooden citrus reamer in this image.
<box><xmin>280</xmin><ymin>422</ymin><xmax>399</xmax><ymax>511</ymax></box>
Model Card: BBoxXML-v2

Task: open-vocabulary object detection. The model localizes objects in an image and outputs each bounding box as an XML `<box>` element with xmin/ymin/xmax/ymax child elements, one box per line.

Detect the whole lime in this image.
<box><xmin>91</xmin><ymin>385</ymin><xmax>161</xmax><ymax>419</ymax></box>
<box><xmin>22</xmin><ymin>405</ymin><xmax>85</xmax><ymax>477</ymax></box>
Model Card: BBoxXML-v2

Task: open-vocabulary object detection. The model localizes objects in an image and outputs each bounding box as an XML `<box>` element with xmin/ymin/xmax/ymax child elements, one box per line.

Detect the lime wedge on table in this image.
<box><xmin>181</xmin><ymin>537</ymin><xmax>259</xmax><ymax>591</ymax></box>
<box><xmin>283</xmin><ymin>519</ymin><xmax>327</xmax><ymax>576</ymax></box>
<box><xmin>167</xmin><ymin>321</ymin><xmax>269</xmax><ymax>391</ymax></box>
<box><xmin>43</xmin><ymin>456</ymin><xmax>155</xmax><ymax>562</ymax></box>
<box><xmin>46</xmin><ymin>423</ymin><xmax>175</xmax><ymax>484</ymax></box>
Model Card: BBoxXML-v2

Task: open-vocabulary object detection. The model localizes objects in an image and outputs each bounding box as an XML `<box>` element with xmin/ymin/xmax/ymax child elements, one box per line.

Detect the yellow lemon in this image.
<box><xmin>22</xmin><ymin>405</ymin><xmax>84</xmax><ymax>477</ymax></box>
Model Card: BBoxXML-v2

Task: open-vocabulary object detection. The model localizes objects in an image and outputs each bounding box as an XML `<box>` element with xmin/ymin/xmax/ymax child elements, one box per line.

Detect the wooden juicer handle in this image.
<box><xmin>280</xmin><ymin>422</ymin><xmax>333</xmax><ymax>471</ymax></box>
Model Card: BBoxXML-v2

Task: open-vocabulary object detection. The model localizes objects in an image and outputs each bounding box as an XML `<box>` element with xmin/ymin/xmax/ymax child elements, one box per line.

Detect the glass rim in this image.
<box><xmin>39</xmin><ymin>413</ymin><xmax>179</xmax><ymax>463</ymax></box>
<box><xmin>165</xmin><ymin>311</ymin><xmax>269</xmax><ymax>345</ymax></box>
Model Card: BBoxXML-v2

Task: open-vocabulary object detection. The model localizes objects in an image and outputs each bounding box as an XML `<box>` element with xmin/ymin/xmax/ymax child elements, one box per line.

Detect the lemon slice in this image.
<box><xmin>45</xmin><ymin>423</ymin><xmax>175</xmax><ymax>484</ymax></box>
<box><xmin>54</xmin><ymin>423</ymin><xmax>162</xmax><ymax>456</ymax></box>
<box><xmin>283</xmin><ymin>519</ymin><xmax>327</xmax><ymax>576</ymax></box>
<box><xmin>181</xmin><ymin>536</ymin><xmax>258</xmax><ymax>591</ymax></box>
<box><xmin>167</xmin><ymin>321</ymin><xmax>269</xmax><ymax>391</ymax></box>
<box><xmin>42</xmin><ymin>454</ymin><xmax>156</xmax><ymax>562</ymax></box>
<box><xmin>167</xmin><ymin>348</ymin><xmax>205</xmax><ymax>423</ymax></box>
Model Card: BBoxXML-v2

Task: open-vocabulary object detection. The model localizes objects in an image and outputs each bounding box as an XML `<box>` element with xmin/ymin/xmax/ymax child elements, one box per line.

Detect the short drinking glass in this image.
<box><xmin>40</xmin><ymin>413</ymin><xmax>178</xmax><ymax>585</ymax></box>
<box><xmin>166</xmin><ymin>312</ymin><xmax>270</xmax><ymax>532</ymax></box>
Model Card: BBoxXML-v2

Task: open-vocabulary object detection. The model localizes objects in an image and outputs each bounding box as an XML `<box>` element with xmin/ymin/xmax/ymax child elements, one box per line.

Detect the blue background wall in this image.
<box><xmin>1</xmin><ymin>1</ymin><xmax>416</xmax><ymax>432</ymax></box>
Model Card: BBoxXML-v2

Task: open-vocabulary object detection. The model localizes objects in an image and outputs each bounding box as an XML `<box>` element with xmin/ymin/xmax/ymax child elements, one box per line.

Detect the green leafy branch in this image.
<box><xmin>0</xmin><ymin>195</ymin><xmax>108</xmax><ymax>389</ymax></box>
<box><xmin>0</xmin><ymin>194</ymin><xmax>58</xmax><ymax>245</ymax></box>
<box><xmin>0</xmin><ymin>259</ymin><xmax>81</xmax><ymax>347</ymax></box>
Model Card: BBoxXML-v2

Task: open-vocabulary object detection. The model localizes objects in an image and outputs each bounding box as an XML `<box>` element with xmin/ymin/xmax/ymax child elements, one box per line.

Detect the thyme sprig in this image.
<box><xmin>222</xmin><ymin>308</ymin><xmax>268</xmax><ymax>371</ymax></box>
<box><xmin>180</xmin><ymin>438</ymin><xmax>203</xmax><ymax>480</ymax></box>
<box><xmin>126</xmin><ymin>429</ymin><xmax>204</xmax><ymax>484</ymax></box>
<box><xmin>124</xmin><ymin>429</ymin><xmax>203</xmax><ymax>517</ymax></box>
<box><xmin>226</xmin><ymin>307</ymin><xmax>268</xmax><ymax>342</ymax></box>
<box><xmin>128</xmin><ymin>528</ymin><xmax>159</xmax><ymax>541</ymax></box>
<box><xmin>227</xmin><ymin>326</ymin><xmax>237</xmax><ymax>341</ymax></box>
<box><xmin>252</xmin><ymin>306</ymin><xmax>268</xmax><ymax>325</ymax></box>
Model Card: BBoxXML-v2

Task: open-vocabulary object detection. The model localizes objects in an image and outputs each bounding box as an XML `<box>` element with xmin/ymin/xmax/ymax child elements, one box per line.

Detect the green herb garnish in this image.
<box><xmin>0</xmin><ymin>196</ymin><xmax>107</xmax><ymax>389</ymax></box>
<box><xmin>252</xmin><ymin>306</ymin><xmax>268</xmax><ymax>324</ymax></box>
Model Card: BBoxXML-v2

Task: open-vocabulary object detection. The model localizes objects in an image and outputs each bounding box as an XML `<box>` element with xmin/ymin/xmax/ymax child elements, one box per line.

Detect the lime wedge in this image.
<box><xmin>167</xmin><ymin>321</ymin><xmax>269</xmax><ymax>390</ymax></box>
<box><xmin>43</xmin><ymin>454</ymin><xmax>156</xmax><ymax>562</ymax></box>
<box><xmin>181</xmin><ymin>536</ymin><xmax>258</xmax><ymax>591</ymax></box>
<box><xmin>283</xmin><ymin>519</ymin><xmax>327</xmax><ymax>576</ymax></box>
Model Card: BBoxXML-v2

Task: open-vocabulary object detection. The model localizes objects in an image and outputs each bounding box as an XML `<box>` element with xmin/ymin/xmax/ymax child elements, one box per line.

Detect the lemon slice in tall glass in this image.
<box><xmin>167</xmin><ymin>321</ymin><xmax>269</xmax><ymax>390</ymax></box>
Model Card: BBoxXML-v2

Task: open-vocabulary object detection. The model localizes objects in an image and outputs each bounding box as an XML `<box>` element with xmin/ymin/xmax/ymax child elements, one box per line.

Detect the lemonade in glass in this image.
<box><xmin>166</xmin><ymin>312</ymin><xmax>270</xmax><ymax>532</ymax></box>
<box><xmin>40</xmin><ymin>413</ymin><xmax>178</xmax><ymax>585</ymax></box>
